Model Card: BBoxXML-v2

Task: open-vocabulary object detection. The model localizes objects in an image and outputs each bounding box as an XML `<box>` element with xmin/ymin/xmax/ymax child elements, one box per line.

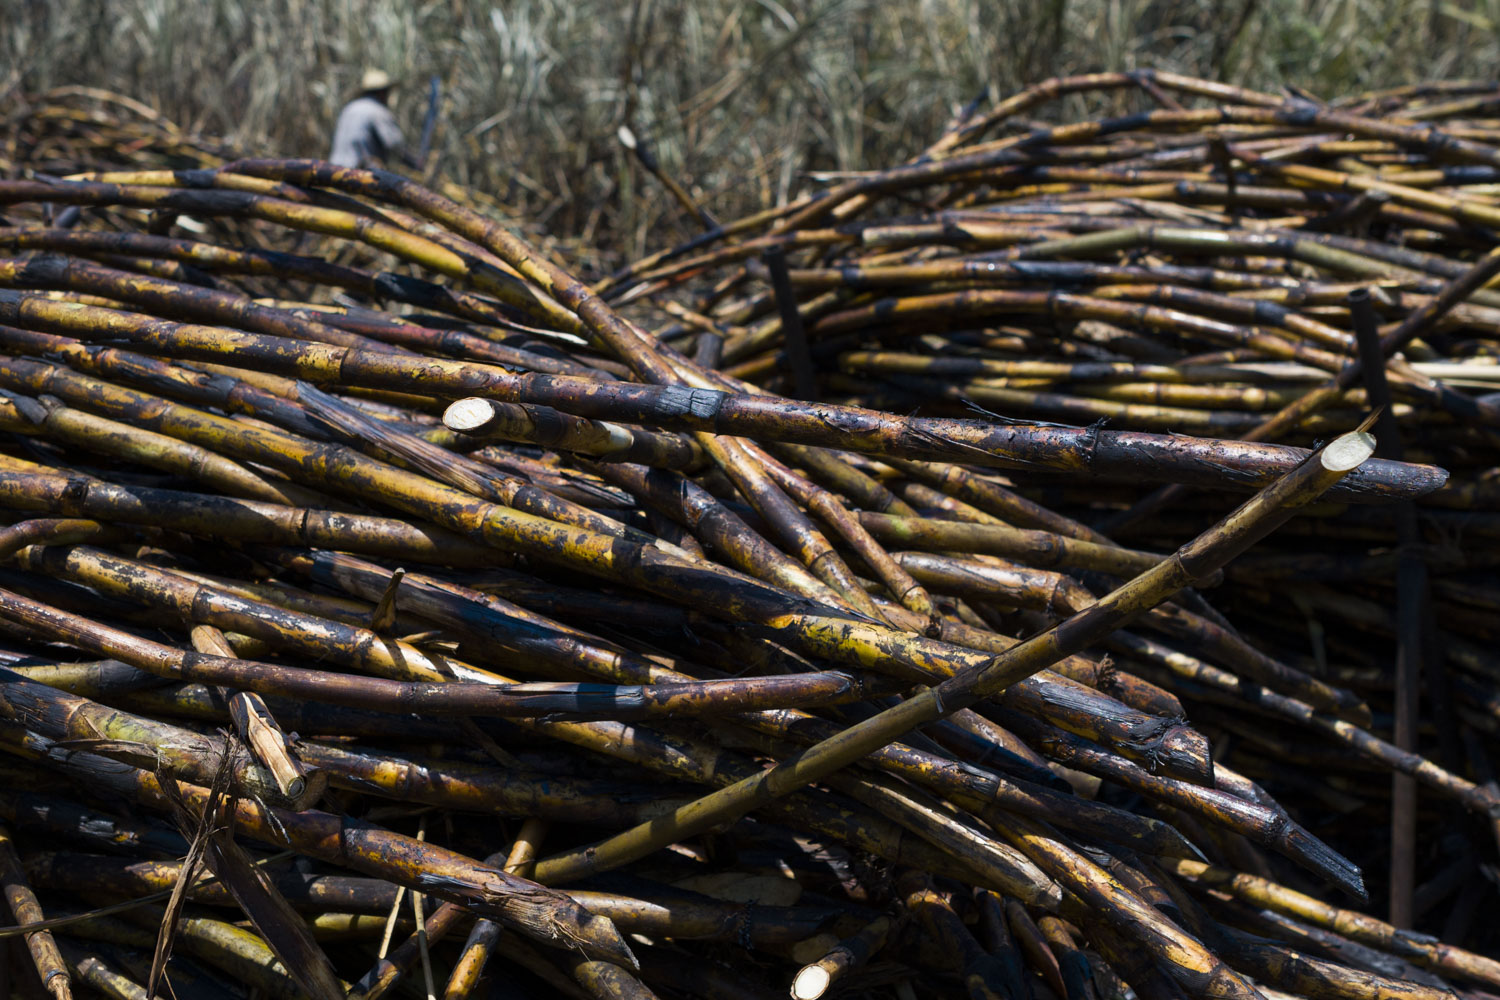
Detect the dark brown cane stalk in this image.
<box><xmin>0</xmin><ymin>823</ymin><xmax>71</xmax><ymax>1000</ymax></box>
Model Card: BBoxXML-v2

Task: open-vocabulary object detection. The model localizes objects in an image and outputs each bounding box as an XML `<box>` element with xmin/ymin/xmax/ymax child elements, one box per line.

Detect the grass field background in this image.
<box><xmin>4</xmin><ymin>0</ymin><xmax>1499</xmax><ymax>258</ymax></box>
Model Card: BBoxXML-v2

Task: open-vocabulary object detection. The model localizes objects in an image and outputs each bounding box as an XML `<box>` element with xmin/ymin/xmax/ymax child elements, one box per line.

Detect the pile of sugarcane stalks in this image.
<box><xmin>0</xmin><ymin>71</ymin><xmax>1491</xmax><ymax>1000</ymax></box>
<box><xmin>0</xmin><ymin>88</ymin><xmax>575</xmax><ymax>279</ymax></box>
<box><xmin>1</xmin><ymin>87</ymin><xmax>236</xmax><ymax>179</ymax></box>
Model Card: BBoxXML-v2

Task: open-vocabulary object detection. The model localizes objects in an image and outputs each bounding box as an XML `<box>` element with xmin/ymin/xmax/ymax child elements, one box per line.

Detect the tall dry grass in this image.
<box><xmin>3</xmin><ymin>0</ymin><xmax>1499</xmax><ymax>262</ymax></box>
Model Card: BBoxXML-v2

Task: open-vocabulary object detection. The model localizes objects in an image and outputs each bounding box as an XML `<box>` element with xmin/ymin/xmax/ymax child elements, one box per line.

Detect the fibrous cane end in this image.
<box><xmin>792</xmin><ymin>964</ymin><xmax>832</xmax><ymax>1000</ymax></box>
<box><xmin>443</xmin><ymin>397</ymin><xmax>495</xmax><ymax>433</ymax></box>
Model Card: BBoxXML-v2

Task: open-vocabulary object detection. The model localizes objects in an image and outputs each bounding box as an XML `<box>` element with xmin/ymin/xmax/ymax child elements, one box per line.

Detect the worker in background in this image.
<box><xmin>329</xmin><ymin>69</ymin><xmax>419</xmax><ymax>169</ymax></box>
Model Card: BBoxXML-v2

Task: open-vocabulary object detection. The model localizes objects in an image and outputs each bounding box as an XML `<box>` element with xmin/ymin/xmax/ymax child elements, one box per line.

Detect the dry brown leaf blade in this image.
<box><xmin>149</xmin><ymin>751</ymin><xmax>229</xmax><ymax>1000</ymax></box>
<box><xmin>205</xmin><ymin>814</ymin><xmax>347</xmax><ymax>1000</ymax></box>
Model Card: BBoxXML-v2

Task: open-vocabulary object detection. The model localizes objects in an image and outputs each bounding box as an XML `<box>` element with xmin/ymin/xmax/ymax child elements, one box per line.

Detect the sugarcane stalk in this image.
<box><xmin>858</xmin><ymin>510</ymin><xmax>1171</xmax><ymax>576</ymax></box>
<box><xmin>0</xmin><ymin>824</ymin><xmax>70</xmax><ymax>1000</ymax></box>
<box><xmin>102</xmin><ymin>902</ymin><xmax>329</xmax><ymax>1000</ymax></box>
<box><xmin>972</xmin><ymin>891</ymin><xmax>1033</xmax><ymax>999</ymax></box>
<box><xmin>0</xmin><ymin>785</ymin><xmax>187</xmax><ymax>858</ymax></box>
<box><xmin>1036</xmin><ymin>915</ymin><xmax>1098</xmax><ymax>1000</ymax></box>
<box><xmin>54</xmin><ymin>940</ymin><xmax>153</xmax><ymax>1000</ymax></box>
<box><xmin>444</xmin><ymin>396</ymin><xmax>703</xmax><ymax>468</ymax></box>
<box><xmin>111</xmin><ymin>681</ymin><xmax>455</xmax><ymax>742</ymax></box>
<box><xmin>1216</xmin><ymin>924</ymin><xmax>1453</xmax><ymax>1000</ymax></box>
<box><xmin>0</xmin><ymin>388</ymin><xmax>313</xmax><ymax>505</ymax></box>
<box><xmin>563</xmin><ymin>952</ymin><xmax>660</xmax><ymax>1000</ymax></box>
<box><xmin>0</xmin><ymin>520</ymin><xmax>110</xmax><ymax>561</ymax></box>
<box><xmin>293</xmin><ymin>739</ymin><xmax>694</xmax><ymax>825</ymax></box>
<box><xmin>618</xmin><ymin>126</ymin><xmax>718</xmax><ymax>231</ymax></box>
<box><xmin>443</xmin><ymin>818</ymin><xmax>545</xmax><ymax>999</ymax></box>
<box><xmin>0</xmin><ymin>471</ymin><xmax>502</xmax><ymax>568</ymax></box>
<box><xmin>897</xmin><ymin>869</ymin><xmax>1017</xmax><ymax>999</ymax></box>
<box><xmin>997</xmin><ymin>710</ymin><xmax>1363</xmax><ymax>894</ymax></box>
<box><xmin>0</xmin><ymin>579</ymin><xmax>875</xmax><ymax>720</ymax></box>
<box><xmin>24</xmin><ymin>853</ymin><xmax>397</xmax><ymax>913</ymax></box>
<box><xmin>1004</xmin><ymin>898</ymin><xmax>1067</xmax><ymax>999</ymax></box>
<box><xmin>1111</xmin><ymin>630</ymin><xmax>1499</xmax><ymax>816</ymax></box>
<box><xmin>1162</xmin><ymin>858</ymin><xmax>1500</xmax><ymax>989</ymax></box>
<box><xmin>1348</xmin><ymin>289</ymin><xmax>1429</xmax><ymax>931</ymax></box>
<box><xmin>186</xmin><ymin>626</ymin><xmax>308</xmax><ymax>803</ymax></box>
<box><xmin>789</xmin><ymin>914</ymin><xmax>892</xmax><ymax>1000</ymax></box>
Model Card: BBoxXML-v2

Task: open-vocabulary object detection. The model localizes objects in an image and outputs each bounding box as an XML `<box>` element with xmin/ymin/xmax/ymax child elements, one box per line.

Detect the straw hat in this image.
<box><xmin>358</xmin><ymin>69</ymin><xmax>396</xmax><ymax>94</ymax></box>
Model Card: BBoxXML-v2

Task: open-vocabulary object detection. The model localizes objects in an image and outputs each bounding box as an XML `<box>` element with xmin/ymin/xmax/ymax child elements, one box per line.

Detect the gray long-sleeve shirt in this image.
<box><xmin>329</xmin><ymin>96</ymin><xmax>405</xmax><ymax>168</ymax></box>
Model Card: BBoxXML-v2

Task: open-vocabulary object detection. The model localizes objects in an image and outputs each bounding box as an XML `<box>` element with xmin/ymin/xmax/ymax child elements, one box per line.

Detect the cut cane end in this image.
<box><xmin>581</xmin><ymin>912</ymin><xmax>641</xmax><ymax>972</ymax></box>
<box><xmin>1156</xmin><ymin>725</ymin><xmax>1215</xmax><ymax>788</ymax></box>
<box><xmin>1320</xmin><ymin>430</ymin><xmax>1376</xmax><ymax>473</ymax></box>
<box><xmin>1283</xmin><ymin>821</ymin><xmax>1367</xmax><ymax>902</ymax></box>
<box><xmin>792</xmin><ymin>965</ymin><xmax>832</xmax><ymax>1000</ymax></box>
<box><xmin>283</xmin><ymin>768</ymin><xmax>328</xmax><ymax>811</ymax></box>
<box><xmin>1335</xmin><ymin>692</ymin><xmax>1374</xmax><ymax>729</ymax></box>
<box><xmin>1178</xmin><ymin>834</ymin><xmax>1212</xmax><ymax>864</ymax></box>
<box><xmin>443</xmin><ymin>397</ymin><xmax>497</xmax><ymax>433</ymax></box>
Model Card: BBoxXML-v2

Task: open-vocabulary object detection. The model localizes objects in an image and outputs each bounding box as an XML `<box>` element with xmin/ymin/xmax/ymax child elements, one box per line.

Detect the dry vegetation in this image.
<box><xmin>5</xmin><ymin>0</ymin><xmax>1500</xmax><ymax>265</ymax></box>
